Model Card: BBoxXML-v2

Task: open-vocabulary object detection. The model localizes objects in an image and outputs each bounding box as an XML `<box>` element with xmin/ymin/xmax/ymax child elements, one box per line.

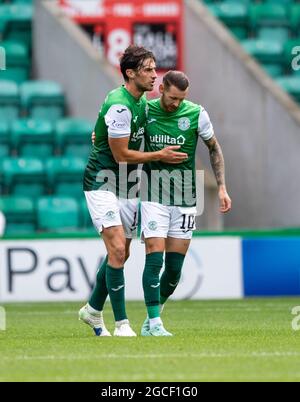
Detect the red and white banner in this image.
<box><xmin>59</xmin><ymin>0</ymin><xmax>184</xmax><ymax>82</ymax></box>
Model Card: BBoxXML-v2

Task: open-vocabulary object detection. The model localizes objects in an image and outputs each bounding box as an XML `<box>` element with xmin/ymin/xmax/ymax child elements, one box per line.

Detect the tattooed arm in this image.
<box><xmin>204</xmin><ymin>136</ymin><xmax>232</xmax><ymax>213</ymax></box>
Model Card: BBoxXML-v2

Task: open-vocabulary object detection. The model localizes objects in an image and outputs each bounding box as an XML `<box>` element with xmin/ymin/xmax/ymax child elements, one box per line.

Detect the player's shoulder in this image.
<box><xmin>147</xmin><ymin>98</ymin><xmax>160</xmax><ymax>117</ymax></box>
<box><xmin>181</xmin><ymin>99</ymin><xmax>203</xmax><ymax>116</ymax></box>
<box><xmin>105</xmin><ymin>87</ymin><xmax>129</xmax><ymax>105</ymax></box>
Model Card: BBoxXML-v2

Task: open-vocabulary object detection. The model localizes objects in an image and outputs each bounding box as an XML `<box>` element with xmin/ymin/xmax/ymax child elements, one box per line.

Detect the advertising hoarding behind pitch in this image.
<box><xmin>0</xmin><ymin>238</ymin><xmax>242</xmax><ymax>302</ymax></box>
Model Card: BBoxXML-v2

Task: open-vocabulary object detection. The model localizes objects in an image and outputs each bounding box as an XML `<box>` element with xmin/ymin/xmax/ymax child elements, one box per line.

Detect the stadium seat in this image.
<box><xmin>207</xmin><ymin>2</ymin><xmax>248</xmax><ymax>28</ymax></box>
<box><xmin>1</xmin><ymin>157</ymin><xmax>46</xmax><ymax>197</ymax></box>
<box><xmin>0</xmin><ymin>4</ymin><xmax>32</xmax><ymax>47</ymax></box>
<box><xmin>257</xmin><ymin>27</ymin><xmax>289</xmax><ymax>44</ymax></box>
<box><xmin>242</xmin><ymin>38</ymin><xmax>284</xmax><ymax>64</ymax></box>
<box><xmin>46</xmin><ymin>157</ymin><xmax>86</xmax><ymax>198</ymax></box>
<box><xmin>62</xmin><ymin>144</ymin><xmax>91</xmax><ymax>160</ymax></box>
<box><xmin>204</xmin><ymin>1</ymin><xmax>300</xmax><ymax>91</ymax></box>
<box><xmin>230</xmin><ymin>26</ymin><xmax>248</xmax><ymax>40</ymax></box>
<box><xmin>11</xmin><ymin>118</ymin><xmax>54</xmax><ymax>157</ymax></box>
<box><xmin>290</xmin><ymin>5</ymin><xmax>300</xmax><ymax>36</ymax></box>
<box><xmin>276</xmin><ymin>75</ymin><xmax>300</xmax><ymax>103</ymax></box>
<box><xmin>0</xmin><ymin>196</ymin><xmax>35</xmax><ymax>234</ymax></box>
<box><xmin>0</xmin><ymin>40</ymin><xmax>30</xmax><ymax>83</ymax></box>
<box><xmin>55</xmin><ymin>118</ymin><xmax>93</xmax><ymax>158</ymax></box>
<box><xmin>264</xmin><ymin>0</ymin><xmax>294</xmax><ymax>4</ymax></box>
<box><xmin>20</xmin><ymin>80</ymin><xmax>65</xmax><ymax>123</ymax></box>
<box><xmin>37</xmin><ymin>196</ymin><xmax>80</xmax><ymax>232</ymax></box>
<box><xmin>0</xmin><ymin>120</ymin><xmax>10</xmax><ymax>157</ymax></box>
<box><xmin>12</xmin><ymin>1</ymin><xmax>33</xmax><ymax>4</ymax></box>
<box><xmin>262</xmin><ymin>64</ymin><xmax>284</xmax><ymax>78</ymax></box>
<box><xmin>0</xmin><ymin>80</ymin><xmax>20</xmax><ymax>122</ymax></box>
<box><xmin>219</xmin><ymin>0</ymin><xmax>251</xmax><ymax>3</ymax></box>
<box><xmin>249</xmin><ymin>4</ymin><xmax>289</xmax><ymax>31</ymax></box>
<box><xmin>79</xmin><ymin>197</ymin><xmax>93</xmax><ymax>230</ymax></box>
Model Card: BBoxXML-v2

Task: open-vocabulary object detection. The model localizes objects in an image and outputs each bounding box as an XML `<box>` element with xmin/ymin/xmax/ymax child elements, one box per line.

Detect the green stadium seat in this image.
<box><xmin>242</xmin><ymin>38</ymin><xmax>284</xmax><ymax>64</ymax></box>
<box><xmin>20</xmin><ymin>80</ymin><xmax>65</xmax><ymax>123</ymax></box>
<box><xmin>207</xmin><ymin>2</ymin><xmax>248</xmax><ymax>28</ymax></box>
<box><xmin>79</xmin><ymin>197</ymin><xmax>93</xmax><ymax>230</ymax></box>
<box><xmin>46</xmin><ymin>157</ymin><xmax>86</xmax><ymax>198</ymax></box>
<box><xmin>0</xmin><ymin>80</ymin><xmax>20</xmax><ymax>122</ymax></box>
<box><xmin>230</xmin><ymin>26</ymin><xmax>248</xmax><ymax>40</ymax></box>
<box><xmin>249</xmin><ymin>4</ymin><xmax>289</xmax><ymax>31</ymax></box>
<box><xmin>11</xmin><ymin>118</ymin><xmax>54</xmax><ymax>157</ymax></box>
<box><xmin>37</xmin><ymin>196</ymin><xmax>80</xmax><ymax>232</ymax></box>
<box><xmin>54</xmin><ymin>182</ymin><xmax>83</xmax><ymax>199</ymax></box>
<box><xmin>265</xmin><ymin>0</ymin><xmax>294</xmax><ymax>4</ymax></box>
<box><xmin>13</xmin><ymin>1</ymin><xmax>33</xmax><ymax>4</ymax></box>
<box><xmin>258</xmin><ymin>27</ymin><xmax>289</xmax><ymax>44</ymax></box>
<box><xmin>218</xmin><ymin>0</ymin><xmax>251</xmax><ymax>3</ymax></box>
<box><xmin>0</xmin><ymin>4</ymin><xmax>32</xmax><ymax>47</ymax></box>
<box><xmin>290</xmin><ymin>5</ymin><xmax>300</xmax><ymax>36</ymax></box>
<box><xmin>55</xmin><ymin>118</ymin><xmax>93</xmax><ymax>158</ymax></box>
<box><xmin>0</xmin><ymin>40</ymin><xmax>30</xmax><ymax>83</ymax></box>
<box><xmin>276</xmin><ymin>76</ymin><xmax>300</xmax><ymax>103</ymax></box>
<box><xmin>262</xmin><ymin>63</ymin><xmax>284</xmax><ymax>78</ymax></box>
<box><xmin>1</xmin><ymin>157</ymin><xmax>46</xmax><ymax>197</ymax></box>
<box><xmin>0</xmin><ymin>195</ymin><xmax>35</xmax><ymax>234</ymax></box>
<box><xmin>63</xmin><ymin>143</ymin><xmax>91</xmax><ymax>160</ymax></box>
<box><xmin>0</xmin><ymin>120</ymin><xmax>10</xmax><ymax>157</ymax></box>
<box><xmin>4</xmin><ymin>223</ymin><xmax>36</xmax><ymax>235</ymax></box>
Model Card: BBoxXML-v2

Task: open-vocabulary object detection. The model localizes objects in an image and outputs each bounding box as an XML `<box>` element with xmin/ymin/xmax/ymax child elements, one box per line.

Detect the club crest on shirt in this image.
<box><xmin>178</xmin><ymin>117</ymin><xmax>191</xmax><ymax>131</ymax></box>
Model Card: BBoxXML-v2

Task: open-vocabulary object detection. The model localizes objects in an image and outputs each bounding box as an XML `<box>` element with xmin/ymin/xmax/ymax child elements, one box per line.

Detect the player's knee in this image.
<box><xmin>146</xmin><ymin>242</ymin><xmax>164</xmax><ymax>254</ymax></box>
<box><xmin>109</xmin><ymin>244</ymin><xmax>126</xmax><ymax>266</ymax></box>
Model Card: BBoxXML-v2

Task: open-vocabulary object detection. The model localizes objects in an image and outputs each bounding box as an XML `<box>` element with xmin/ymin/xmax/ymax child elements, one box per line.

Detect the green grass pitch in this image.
<box><xmin>1</xmin><ymin>298</ymin><xmax>300</xmax><ymax>382</ymax></box>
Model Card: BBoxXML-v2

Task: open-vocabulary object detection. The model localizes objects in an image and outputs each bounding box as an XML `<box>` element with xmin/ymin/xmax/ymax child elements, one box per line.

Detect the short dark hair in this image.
<box><xmin>120</xmin><ymin>45</ymin><xmax>156</xmax><ymax>82</ymax></box>
<box><xmin>163</xmin><ymin>70</ymin><xmax>190</xmax><ymax>91</ymax></box>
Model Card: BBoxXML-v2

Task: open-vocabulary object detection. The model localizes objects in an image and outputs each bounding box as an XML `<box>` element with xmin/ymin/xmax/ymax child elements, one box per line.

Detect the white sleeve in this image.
<box><xmin>105</xmin><ymin>105</ymin><xmax>132</xmax><ymax>138</ymax></box>
<box><xmin>198</xmin><ymin>109</ymin><xmax>214</xmax><ymax>141</ymax></box>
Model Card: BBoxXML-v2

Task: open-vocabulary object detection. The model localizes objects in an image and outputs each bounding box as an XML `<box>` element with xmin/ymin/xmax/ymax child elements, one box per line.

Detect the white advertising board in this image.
<box><xmin>0</xmin><ymin>237</ymin><xmax>242</xmax><ymax>302</ymax></box>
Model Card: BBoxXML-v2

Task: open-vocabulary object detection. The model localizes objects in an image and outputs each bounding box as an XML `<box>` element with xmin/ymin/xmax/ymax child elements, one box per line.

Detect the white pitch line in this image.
<box><xmin>1</xmin><ymin>351</ymin><xmax>300</xmax><ymax>361</ymax></box>
<box><xmin>7</xmin><ymin>307</ymin><xmax>292</xmax><ymax>316</ymax></box>
<box><xmin>8</xmin><ymin>311</ymin><xmax>76</xmax><ymax>316</ymax></box>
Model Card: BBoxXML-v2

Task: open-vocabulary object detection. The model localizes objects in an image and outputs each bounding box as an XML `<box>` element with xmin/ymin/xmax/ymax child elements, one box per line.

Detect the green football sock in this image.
<box><xmin>143</xmin><ymin>252</ymin><xmax>164</xmax><ymax>319</ymax></box>
<box><xmin>160</xmin><ymin>252</ymin><xmax>186</xmax><ymax>305</ymax></box>
<box><xmin>88</xmin><ymin>256</ymin><xmax>108</xmax><ymax>312</ymax></box>
<box><xmin>106</xmin><ymin>264</ymin><xmax>127</xmax><ymax>322</ymax></box>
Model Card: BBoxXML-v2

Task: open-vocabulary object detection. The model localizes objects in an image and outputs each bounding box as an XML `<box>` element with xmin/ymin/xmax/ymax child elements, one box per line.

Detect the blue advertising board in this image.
<box><xmin>243</xmin><ymin>238</ymin><xmax>300</xmax><ymax>296</ymax></box>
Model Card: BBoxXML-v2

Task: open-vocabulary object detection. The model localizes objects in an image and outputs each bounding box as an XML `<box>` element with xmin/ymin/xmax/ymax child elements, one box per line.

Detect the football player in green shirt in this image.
<box><xmin>79</xmin><ymin>47</ymin><xmax>188</xmax><ymax>337</ymax></box>
<box><xmin>140</xmin><ymin>71</ymin><xmax>232</xmax><ymax>336</ymax></box>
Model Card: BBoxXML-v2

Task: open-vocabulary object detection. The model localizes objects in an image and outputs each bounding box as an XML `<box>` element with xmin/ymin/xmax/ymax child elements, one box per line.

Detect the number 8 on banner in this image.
<box><xmin>107</xmin><ymin>29</ymin><xmax>131</xmax><ymax>66</ymax></box>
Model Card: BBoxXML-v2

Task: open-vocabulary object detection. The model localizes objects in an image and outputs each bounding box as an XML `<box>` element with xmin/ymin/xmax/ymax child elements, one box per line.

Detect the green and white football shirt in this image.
<box><xmin>142</xmin><ymin>98</ymin><xmax>214</xmax><ymax>207</ymax></box>
<box><xmin>83</xmin><ymin>86</ymin><xmax>147</xmax><ymax>197</ymax></box>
